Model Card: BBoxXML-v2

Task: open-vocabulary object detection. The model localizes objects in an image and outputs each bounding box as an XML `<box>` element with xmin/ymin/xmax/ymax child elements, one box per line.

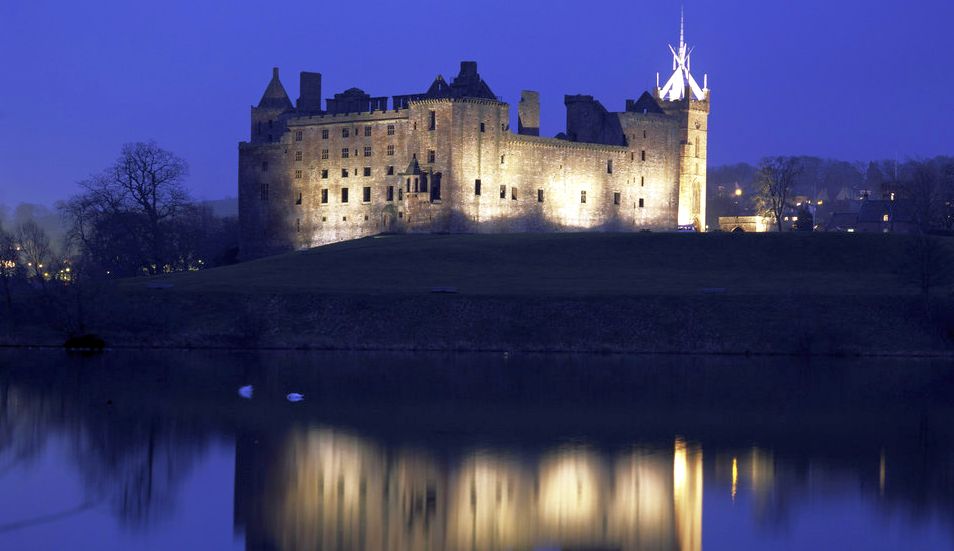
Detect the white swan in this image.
<box><xmin>286</xmin><ymin>393</ymin><xmax>304</xmax><ymax>402</ymax></box>
<box><xmin>238</xmin><ymin>385</ymin><xmax>254</xmax><ymax>399</ymax></box>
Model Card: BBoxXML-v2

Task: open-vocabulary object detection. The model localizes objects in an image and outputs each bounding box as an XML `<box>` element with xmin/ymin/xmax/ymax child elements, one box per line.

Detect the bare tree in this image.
<box><xmin>755</xmin><ymin>157</ymin><xmax>802</xmax><ymax>233</ymax></box>
<box><xmin>0</xmin><ymin>223</ymin><xmax>19</xmax><ymax>313</ymax></box>
<box><xmin>63</xmin><ymin>142</ymin><xmax>193</xmax><ymax>276</ymax></box>
<box><xmin>15</xmin><ymin>220</ymin><xmax>54</xmax><ymax>283</ymax></box>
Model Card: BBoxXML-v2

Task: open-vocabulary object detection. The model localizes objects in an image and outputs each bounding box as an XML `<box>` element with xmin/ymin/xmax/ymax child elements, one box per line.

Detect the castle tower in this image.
<box><xmin>656</xmin><ymin>9</ymin><xmax>710</xmax><ymax>230</ymax></box>
<box><xmin>251</xmin><ymin>67</ymin><xmax>293</xmax><ymax>143</ymax></box>
<box><xmin>518</xmin><ymin>90</ymin><xmax>540</xmax><ymax>136</ymax></box>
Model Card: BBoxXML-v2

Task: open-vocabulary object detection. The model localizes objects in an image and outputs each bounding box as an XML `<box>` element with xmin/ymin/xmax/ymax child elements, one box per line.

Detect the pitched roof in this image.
<box><xmin>258</xmin><ymin>67</ymin><xmax>293</xmax><ymax>111</ymax></box>
<box><xmin>629</xmin><ymin>91</ymin><xmax>666</xmax><ymax>114</ymax></box>
<box><xmin>424</xmin><ymin>62</ymin><xmax>496</xmax><ymax>101</ymax></box>
<box><xmin>402</xmin><ymin>156</ymin><xmax>422</xmax><ymax>175</ymax></box>
<box><xmin>857</xmin><ymin>200</ymin><xmax>915</xmax><ymax>223</ymax></box>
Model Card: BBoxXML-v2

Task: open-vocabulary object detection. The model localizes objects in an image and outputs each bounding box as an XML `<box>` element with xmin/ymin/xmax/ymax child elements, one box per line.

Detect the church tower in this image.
<box><xmin>657</xmin><ymin>9</ymin><xmax>710</xmax><ymax>231</ymax></box>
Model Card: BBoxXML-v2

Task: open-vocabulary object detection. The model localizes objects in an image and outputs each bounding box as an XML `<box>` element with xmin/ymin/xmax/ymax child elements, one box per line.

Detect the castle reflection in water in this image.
<box><xmin>235</xmin><ymin>427</ymin><xmax>703</xmax><ymax>551</ymax></box>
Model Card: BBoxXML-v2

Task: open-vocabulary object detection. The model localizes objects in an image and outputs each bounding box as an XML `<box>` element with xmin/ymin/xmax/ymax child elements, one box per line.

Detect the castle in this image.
<box><xmin>238</xmin><ymin>17</ymin><xmax>709</xmax><ymax>258</ymax></box>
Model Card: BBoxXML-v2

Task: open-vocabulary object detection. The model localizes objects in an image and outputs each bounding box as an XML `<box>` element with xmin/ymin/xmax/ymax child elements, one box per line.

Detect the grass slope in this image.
<box><xmin>139</xmin><ymin>232</ymin><xmax>939</xmax><ymax>296</ymax></box>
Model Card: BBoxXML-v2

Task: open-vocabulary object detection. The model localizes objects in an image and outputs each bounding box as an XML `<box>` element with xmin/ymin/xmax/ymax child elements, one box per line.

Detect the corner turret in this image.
<box><xmin>251</xmin><ymin>67</ymin><xmax>293</xmax><ymax>143</ymax></box>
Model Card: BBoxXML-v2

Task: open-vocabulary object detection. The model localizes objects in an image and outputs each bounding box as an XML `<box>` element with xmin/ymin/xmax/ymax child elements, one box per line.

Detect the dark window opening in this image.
<box><xmin>364</xmin><ymin>126</ymin><xmax>371</xmax><ymax>137</ymax></box>
<box><xmin>475</xmin><ymin>179</ymin><xmax>481</xmax><ymax>196</ymax></box>
<box><xmin>387</xmin><ymin>165</ymin><xmax>394</xmax><ymax>175</ymax></box>
<box><xmin>638</xmin><ymin>198</ymin><xmax>645</xmax><ymax>208</ymax></box>
<box><xmin>641</xmin><ymin>150</ymin><xmax>646</xmax><ymax>161</ymax></box>
<box><xmin>511</xmin><ymin>187</ymin><xmax>517</xmax><ymax>201</ymax></box>
<box><xmin>261</xmin><ymin>161</ymin><xmax>268</xmax><ymax>172</ymax></box>
<box><xmin>296</xmin><ymin>192</ymin><xmax>302</xmax><ymax>205</ymax></box>
<box><xmin>581</xmin><ymin>190</ymin><xmax>587</xmax><ymax>204</ymax></box>
<box><xmin>321</xmin><ymin>169</ymin><xmax>328</xmax><ymax>179</ymax></box>
<box><xmin>428</xmin><ymin>110</ymin><xmax>436</xmax><ymax>130</ymax></box>
<box><xmin>342</xmin><ymin>128</ymin><xmax>350</xmax><ymax>138</ymax></box>
<box><xmin>260</xmin><ymin>183</ymin><xmax>269</xmax><ymax>201</ymax></box>
<box><xmin>613</xmin><ymin>192</ymin><xmax>620</xmax><ymax>206</ymax></box>
<box><xmin>341</xmin><ymin>188</ymin><xmax>349</xmax><ymax>203</ymax></box>
<box><xmin>341</xmin><ymin>148</ymin><xmax>349</xmax><ymax>158</ymax></box>
<box><xmin>387</xmin><ymin>124</ymin><xmax>395</xmax><ymax>136</ymax></box>
<box><xmin>321</xmin><ymin>149</ymin><xmax>329</xmax><ymax>160</ymax></box>
<box><xmin>537</xmin><ymin>189</ymin><xmax>544</xmax><ymax>203</ymax></box>
<box><xmin>363</xmin><ymin>167</ymin><xmax>371</xmax><ymax>177</ymax></box>
<box><xmin>427</xmin><ymin>150</ymin><xmax>435</xmax><ymax>163</ymax></box>
<box><xmin>322</xmin><ymin>129</ymin><xmax>329</xmax><ymax>139</ymax></box>
<box><xmin>480</xmin><ymin>122</ymin><xmax>485</xmax><ymax>133</ymax></box>
<box><xmin>294</xmin><ymin>170</ymin><xmax>302</xmax><ymax>179</ymax></box>
<box><xmin>342</xmin><ymin>169</ymin><xmax>349</xmax><ymax>178</ymax></box>
<box><xmin>387</xmin><ymin>186</ymin><xmax>394</xmax><ymax>201</ymax></box>
<box><xmin>295</xmin><ymin>130</ymin><xmax>302</xmax><ymax>141</ymax></box>
<box><xmin>364</xmin><ymin>146</ymin><xmax>372</xmax><ymax>157</ymax></box>
<box><xmin>362</xmin><ymin>186</ymin><xmax>371</xmax><ymax>202</ymax></box>
<box><xmin>321</xmin><ymin>189</ymin><xmax>328</xmax><ymax>203</ymax></box>
<box><xmin>607</xmin><ymin>160</ymin><xmax>613</xmax><ymax>174</ymax></box>
<box><xmin>296</xmin><ymin>218</ymin><xmax>301</xmax><ymax>232</ymax></box>
<box><xmin>430</xmin><ymin>173</ymin><xmax>441</xmax><ymax>202</ymax></box>
<box><xmin>499</xmin><ymin>185</ymin><xmax>506</xmax><ymax>199</ymax></box>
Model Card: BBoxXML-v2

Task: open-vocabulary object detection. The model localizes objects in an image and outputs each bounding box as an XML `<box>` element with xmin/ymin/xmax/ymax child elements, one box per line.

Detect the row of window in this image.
<box><xmin>303</xmin><ymin>124</ymin><xmax>397</xmax><ymax>141</ymax></box>
<box><xmin>472</xmin><ymin>180</ymin><xmax>645</xmax><ymax>207</ymax></box>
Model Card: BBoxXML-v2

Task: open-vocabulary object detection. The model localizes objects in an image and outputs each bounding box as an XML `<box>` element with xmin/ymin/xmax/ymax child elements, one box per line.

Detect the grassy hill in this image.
<box><xmin>137</xmin><ymin>232</ymin><xmax>938</xmax><ymax>297</ymax></box>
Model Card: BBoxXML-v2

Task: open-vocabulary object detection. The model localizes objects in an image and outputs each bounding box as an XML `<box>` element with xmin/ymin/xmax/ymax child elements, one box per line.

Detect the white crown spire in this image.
<box><xmin>658</xmin><ymin>6</ymin><xmax>708</xmax><ymax>102</ymax></box>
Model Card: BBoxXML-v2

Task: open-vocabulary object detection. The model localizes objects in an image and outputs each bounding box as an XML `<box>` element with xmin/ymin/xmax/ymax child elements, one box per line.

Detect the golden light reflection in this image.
<box><xmin>731</xmin><ymin>457</ymin><xmax>738</xmax><ymax>501</ymax></box>
<box><xmin>879</xmin><ymin>449</ymin><xmax>886</xmax><ymax>496</ymax></box>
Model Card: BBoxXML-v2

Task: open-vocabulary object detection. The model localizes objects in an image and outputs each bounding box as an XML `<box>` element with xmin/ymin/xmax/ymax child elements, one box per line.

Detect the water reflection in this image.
<box><xmin>252</xmin><ymin>428</ymin><xmax>701</xmax><ymax>551</ymax></box>
<box><xmin>1</xmin><ymin>351</ymin><xmax>954</xmax><ymax>550</ymax></box>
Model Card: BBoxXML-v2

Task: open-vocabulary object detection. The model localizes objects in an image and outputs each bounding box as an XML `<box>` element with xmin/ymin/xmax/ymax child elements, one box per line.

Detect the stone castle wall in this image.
<box><xmin>238</xmin><ymin>65</ymin><xmax>709</xmax><ymax>258</ymax></box>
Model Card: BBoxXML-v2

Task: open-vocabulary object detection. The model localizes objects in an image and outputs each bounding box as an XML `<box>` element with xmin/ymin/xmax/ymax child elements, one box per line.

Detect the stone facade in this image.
<box><xmin>238</xmin><ymin>62</ymin><xmax>710</xmax><ymax>258</ymax></box>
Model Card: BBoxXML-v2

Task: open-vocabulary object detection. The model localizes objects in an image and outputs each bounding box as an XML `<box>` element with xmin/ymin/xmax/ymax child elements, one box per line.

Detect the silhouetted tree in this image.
<box><xmin>755</xmin><ymin>157</ymin><xmax>802</xmax><ymax>232</ymax></box>
<box><xmin>0</xmin><ymin>223</ymin><xmax>19</xmax><ymax>313</ymax></box>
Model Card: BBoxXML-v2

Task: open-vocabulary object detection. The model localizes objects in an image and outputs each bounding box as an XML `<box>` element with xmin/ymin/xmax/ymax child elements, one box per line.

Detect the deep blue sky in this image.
<box><xmin>1</xmin><ymin>0</ymin><xmax>951</xmax><ymax>206</ymax></box>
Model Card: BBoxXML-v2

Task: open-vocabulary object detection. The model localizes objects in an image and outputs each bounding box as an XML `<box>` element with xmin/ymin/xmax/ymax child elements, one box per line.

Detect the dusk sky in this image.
<box><xmin>1</xmin><ymin>0</ymin><xmax>951</xmax><ymax>207</ymax></box>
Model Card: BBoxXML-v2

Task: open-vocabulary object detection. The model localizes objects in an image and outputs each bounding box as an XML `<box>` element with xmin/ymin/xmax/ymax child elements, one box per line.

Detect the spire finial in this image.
<box><xmin>680</xmin><ymin>3</ymin><xmax>685</xmax><ymax>49</ymax></box>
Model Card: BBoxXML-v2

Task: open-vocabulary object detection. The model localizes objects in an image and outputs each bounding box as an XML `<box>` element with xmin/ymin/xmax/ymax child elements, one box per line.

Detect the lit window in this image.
<box><xmin>883</xmin><ymin>214</ymin><xmax>890</xmax><ymax>222</ymax></box>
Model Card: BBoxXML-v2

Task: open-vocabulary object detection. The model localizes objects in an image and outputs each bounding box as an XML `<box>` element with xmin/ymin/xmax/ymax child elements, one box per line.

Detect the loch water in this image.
<box><xmin>1</xmin><ymin>350</ymin><xmax>952</xmax><ymax>550</ymax></box>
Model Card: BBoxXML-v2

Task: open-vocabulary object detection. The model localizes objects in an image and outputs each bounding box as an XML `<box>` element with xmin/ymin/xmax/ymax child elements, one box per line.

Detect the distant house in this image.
<box><xmin>718</xmin><ymin>215</ymin><xmax>772</xmax><ymax>232</ymax></box>
<box><xmin>826</xmin><ymin>199</ymin><xmax>917</xmax><ymax>233</ymax></box>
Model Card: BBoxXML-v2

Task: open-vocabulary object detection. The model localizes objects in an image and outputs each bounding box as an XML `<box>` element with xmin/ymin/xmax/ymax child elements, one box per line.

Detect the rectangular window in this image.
<box><xmin>641</xmin><ymin>150</ymin><xmax>646</xmax><ymax>161</ymax></box>
<box><xmin>387</xmin><ymin>144</ymin><xmax>394</xmax><ymax>156</ymax></box>
<box><xmin>261</xmin><ymin>161</ymin><xmax>268</xmax><ymax>172</ymax></box>
<box><xmin>387</xmin><ymin>165</ymin><xmax>394</xmax><ymax>175</ymax></box>
<box><xmin>511</xmin><ymin>187</ymin><xmax>517</xmax><ymax>201</ymax></box>
<box><xmin>295</xmin><ymin>130</ymin><xmax>303</xmax><ymax>141</ymax></box>
<box><xmin>295</xmin><ymin>150</ymin><xmax>303</xmax><ymax>161</ymax></box>
<box><xmin>321</xmin><ymin>149</ymin><xmax>329</xmax><ymax>160</ymax></box>
<box><xmin>613</xmin><ymin>192</ymin><xmax>621</xmax><ymax>206</ymax></box>
<box><xmin>321</xmin><ymin>188</ymin><xmax>328</xmax><ymax>203</ymax></box>
<box><xmin>480</xmin><ymin>122</ymin><xmax>485</xmax><ymax>133</ymax></box>
<box><xmin>321</xmin><ymin>129</ymin><xmax>329</xmax><ymax>139</ymax></box>
<box><xmin>537</xmin><ymin>189</ymin><xmax>544</xmax><ymax>203</ymax></box>
<box><xmin>295</xmin><ymin>192</ymin><xmax>302</xmax><ymax>205</ymax></box>
<box><xmin>428</xmin><ymin>110</ymin><xmax>436</xmax><ymax>130</ymax></box>
<box><xmin>362</xmin><ymin>186</ymin><xmax>371</xmax><ymax>202</ymax></box>
<box><xmin>363</xmin><ymin>167</ymin><xmax>371</xmax><ymax>177</ymax></box>
<box><xmin>500</xmin><ymin>155</ymin><xmax>505</xmax><ymax>164</ymax></box>
<box><xmin>296</xmin><ymin>218</ymin><xmax>301</xmax><ymax>232</ymax></box>
<box><xmin>364</xmin><ymin>126</ymin><xmax>371</xmax><ymax>137</ymax></box>
<box><xmin>475</xmin><ymin>179</ymin><xmax>481</xmax><ymax>196</ymax></box>
<box><xmin>364</xmin><ymin>146</ymin><xmax>372</xmax><ymax>157</ymax></box>
<box><xmin>341</xmin><ymin>148</ymin><xmax>349</xmax><ymax>158</ymax></box>
<box><xmin>342</xmin><ymin>128</ymin><xmax>350</xmax><ymax>138</ymax></box>
<box><xmin>341</xmin><ymin>188</ymin><xmax>349</xmax><ymax>203</ymax></box>
<box><xmin>427</xmin><ymin>150</ymin><xmax>435</xmax><ymax>163</ymax></box>
<box><xmin>341</xmin><ymin>168</ymin><xmax>349</xmax><ymax>178</ymax></box>
<box><xmin>294</xmin><ymin>169</ymin><xmax>302</xmax><ymax>179</ymax></box>
<box><xmin>387</xmin><ymin>124</ymin><xmax>395</xmax><ymax>136</ymax></box>
<box><xmin>398</xmin><ymin>189</ymin><xmax>404</xmax><ymax>201</ymax></box>
<box><xmin>607</xmin><ymin>159</ymin><xmax>613</xmax><ymax>174</ymax></box>
<box><xmin>321</xmin><ymin>169</ymin><xmax>328</xmax><ymax>179</ymax></box>
<box><xmin>499</xmin><ymin>185</ymin><xmax>506</xmax><ymax>199</ymax></box>
<box><xmin>260</xmin><ymin>183</ymin><xmax>269</xmax><ymax>201</ymax></box>
<box><xmin>640</xmin><ymin>176</ymin><xmax>645</xmax><ymax>187</ymax></box>
<box><xmin>638</xmin><ymin>198</ymin><xmax>645</xmax><ymax>208</ymax></box>
<box><xmin>581</xmin><ymin>190</ymin><xmax>587</xmax><ymax>204</ymax></box>
<box><xmin>387</xmin><ymin>186</ymin><xmax>394</xmax><ymax>201</ymax></box>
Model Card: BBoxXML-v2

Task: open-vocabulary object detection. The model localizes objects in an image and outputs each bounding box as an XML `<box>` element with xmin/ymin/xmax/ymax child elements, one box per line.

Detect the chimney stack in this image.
<box><xmin>297</xmin><ymin>71</ymin><xmax>323</xmax><ymax>114</ymax></box>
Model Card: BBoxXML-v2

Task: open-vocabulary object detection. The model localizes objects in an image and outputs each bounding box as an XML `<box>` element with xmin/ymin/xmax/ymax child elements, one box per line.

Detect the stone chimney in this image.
<box><xmin>518</xmin><ymin>90</ymin><xmax>540</xmax><ymax>136</ymax></box>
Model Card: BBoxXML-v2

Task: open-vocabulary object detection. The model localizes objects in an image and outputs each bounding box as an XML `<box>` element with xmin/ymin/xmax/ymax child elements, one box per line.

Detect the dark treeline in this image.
<box><xmin>0</xmin><ymin>142</ymin><xmax>238</xmax><ymax>338</ymax></box>
<box><xmin>708</xmin><ymin>155</ymin><xmax>954</xmax><ymax>231</ymax></box>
